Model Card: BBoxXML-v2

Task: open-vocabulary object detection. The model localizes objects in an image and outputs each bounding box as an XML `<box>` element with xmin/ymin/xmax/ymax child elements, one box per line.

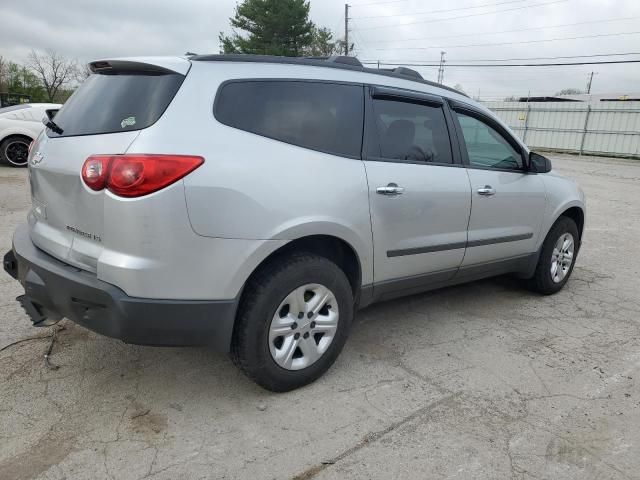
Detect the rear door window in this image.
<box><xmin>215</xmin><ymin>81</ymin><xmax>364</xmax><ymax>158</ymax></box>
<box><xmin>47</xmin><ymin>72</ymin><xmax>185</xmax><ymax>138</ymax></box>
<box><xmin>370</xmin><ymin>98</ymin><xmax>453</xmax><ymax>164</ymax></box>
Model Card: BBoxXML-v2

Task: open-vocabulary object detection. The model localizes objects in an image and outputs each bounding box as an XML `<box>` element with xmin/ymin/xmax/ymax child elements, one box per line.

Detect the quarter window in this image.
<box><xmin>215</xmin><ymin>81</ymin><xmax>364</xmax><ymax>158</ymax></box>
<box><xmin>454</xmin><ymin>112</ymin><xmax>523</xmax><ymax>170</ymax></box>
<box><xmin>371</xmin><ymin>99</ymin><xmax>453</xmax><ymax>164</ymax></box>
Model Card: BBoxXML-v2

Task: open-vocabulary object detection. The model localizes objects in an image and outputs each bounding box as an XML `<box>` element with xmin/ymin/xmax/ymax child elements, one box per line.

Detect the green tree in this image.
<box><xmin>306</xmin><ymin>26</ymin><xmax>342</xmax><ymax>57</ymax></box>
<box><xmin>219</xmin><ymin>0</ymin><xmax>315</xmax><ymax>56</ymax></box>
<box><xmin>2</xmin><ymin>60</ymin><xmax>46</xmax><ymax>102</ymax></box>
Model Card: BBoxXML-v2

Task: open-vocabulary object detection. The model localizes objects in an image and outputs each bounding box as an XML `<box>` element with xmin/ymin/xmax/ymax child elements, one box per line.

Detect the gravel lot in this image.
<box><xmin>1</xmin><ymin>153</ymin><xmax>639</xmax><ymax>480</ymax></box>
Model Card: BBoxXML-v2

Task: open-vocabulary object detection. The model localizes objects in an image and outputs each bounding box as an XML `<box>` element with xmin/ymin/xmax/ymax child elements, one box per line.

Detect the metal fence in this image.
<box><xmin>483</xmin><ymin>101</ymin><xmax>640</xmax><ymax>159</ymax></box>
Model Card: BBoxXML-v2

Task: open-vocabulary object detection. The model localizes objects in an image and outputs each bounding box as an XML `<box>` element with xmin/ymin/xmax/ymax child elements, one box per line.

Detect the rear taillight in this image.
<box><xmin>82</xmin><ymin>155</ymin><xmax>111</xmax><ymax>191</ymax></box>
<box><xmin>81</xmin><ymin>154</ymin><xmax>204</xmax><ymax>197</ymax></box>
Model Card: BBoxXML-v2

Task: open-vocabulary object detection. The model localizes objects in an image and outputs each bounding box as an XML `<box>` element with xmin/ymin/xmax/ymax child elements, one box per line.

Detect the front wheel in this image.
<box><xmin>0</xmin><ymin>136</ymin><xmax>31</xmax><ymax>167</ymax></box>
<box><xmin>527</xmin><ymin>216</ymin><xmax>579</xmax><ymax>295</ymax></box>
<box><xmin>231</xmin><ymin>253</ymin><xmax>354</xmax><ymax>392</ymax></box>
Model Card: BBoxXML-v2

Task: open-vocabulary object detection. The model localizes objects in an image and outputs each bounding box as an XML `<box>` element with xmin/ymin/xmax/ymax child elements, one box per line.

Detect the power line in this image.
<box><xmin>350</xmin><ymin>0</ymin><xmax>419</xmax><ymax>7</ymax></box>
<box><xmin>356</xmin><ymin>0</ymin><xmax>569</xmax><ymax>30</ymax></box>
<box><xmin>370</xmin><ymin>31</ymin><xmax>640</xmax><ymax>50</ymax></box>
<box><xmin>361</xmin><ymin>15</ymin><xmax>640</xmax><ymax>44</ymax></box>
<box><xmin>360</xmin><ymin>52</ymin><xmax>640</xmax><ymax>63</ymax></box>
<box><xmin>354</xmin><ymin>0</ymin><xmax>527</xmax><ymax>19</ymax></box>
<box><xmin>361</xmin><ymin>59</ymin><xmax>640</xmax><ymax>67</ymax></box>
<box><xmin>348</xmin><ymin>19</ymin><xmax>371</xmax><ymax>55</ymax></box>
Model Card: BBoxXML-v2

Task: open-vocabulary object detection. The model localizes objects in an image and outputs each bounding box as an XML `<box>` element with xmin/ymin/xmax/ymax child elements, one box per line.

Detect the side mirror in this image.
<box><xmin>529</xmin><ymin>152</ymin><xmax>552</xmax><ymax>173</ymax></box>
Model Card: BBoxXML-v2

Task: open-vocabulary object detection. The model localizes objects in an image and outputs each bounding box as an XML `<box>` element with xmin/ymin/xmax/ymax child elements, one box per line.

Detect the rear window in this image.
<box><xmin>215</xmin><ymin>81</ymin><xmax>364</xmax><ymax>158</ymax></box>
<box><xmin>47</xmin><ymin>72</ymin><xmax>184</xmax><ymax>138</ymax></box>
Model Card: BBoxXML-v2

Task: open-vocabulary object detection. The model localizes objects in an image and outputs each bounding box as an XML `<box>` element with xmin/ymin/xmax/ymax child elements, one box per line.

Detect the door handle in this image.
<box><xmin>376</xmin><ymin>183</ymin><xmax>405</xmax><ymax>196</ymax></box>
<box><xmin>477</xmin><ymin>185</ymin><xmax>496</xmax><ymax>196</ymax></box>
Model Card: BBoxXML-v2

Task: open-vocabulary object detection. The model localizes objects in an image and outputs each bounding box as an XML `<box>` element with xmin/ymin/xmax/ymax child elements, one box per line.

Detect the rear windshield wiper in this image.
<box><xmin>42</xmin><ymin>117</ymin><xmax>63</xmax><ymax>135</ymax></box>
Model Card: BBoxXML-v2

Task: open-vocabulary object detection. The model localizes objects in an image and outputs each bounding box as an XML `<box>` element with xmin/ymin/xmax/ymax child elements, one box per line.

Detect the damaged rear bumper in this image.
<box><xmin>3</xmin><ymin>224</ymin><xmax>237</xmax><ymax>350</ymax></box>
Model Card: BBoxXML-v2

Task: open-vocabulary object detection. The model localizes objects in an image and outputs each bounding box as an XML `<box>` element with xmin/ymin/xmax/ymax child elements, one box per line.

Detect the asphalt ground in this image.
<box><xmin>1</xmin><ymin>153</ymin><xmax>639</xmax><ymax>479</ymax></box>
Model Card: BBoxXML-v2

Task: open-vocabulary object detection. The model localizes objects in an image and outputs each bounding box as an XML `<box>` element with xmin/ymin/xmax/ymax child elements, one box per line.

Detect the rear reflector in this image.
<box><xmin>81</xmin><ymin>154</ymin><xmax>204</xmax><ymax>197</ymax></box>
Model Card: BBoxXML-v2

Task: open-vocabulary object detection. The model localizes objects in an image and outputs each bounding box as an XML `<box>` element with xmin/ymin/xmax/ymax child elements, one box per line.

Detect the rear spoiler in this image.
<box><xmin>89</xmin><ymin>60</ymin><xmax>179</xmax><ymax>75</ymax></box>
<box><xmin>88</xmin><ymin>57</ymin><xmax>191</xmax><ymax>76</ymax></box>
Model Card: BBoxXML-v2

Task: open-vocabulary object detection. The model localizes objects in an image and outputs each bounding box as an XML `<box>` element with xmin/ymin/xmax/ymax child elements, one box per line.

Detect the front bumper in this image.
<box><xmin>3</xmin><ymin>224</ymin><xmax>238</xmax><ymax>350</ymax></box>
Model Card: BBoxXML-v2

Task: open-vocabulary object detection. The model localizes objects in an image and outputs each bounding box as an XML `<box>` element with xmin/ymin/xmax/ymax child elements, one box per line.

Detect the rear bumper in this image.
<box><xmin>3</xmin><ymin>224</ymin><xmax>237</xmax><ymax>350</ymax></box>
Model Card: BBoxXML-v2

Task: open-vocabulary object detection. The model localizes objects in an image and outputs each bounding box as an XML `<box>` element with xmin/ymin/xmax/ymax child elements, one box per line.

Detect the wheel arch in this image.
<box><xmin>559</xmin><ymin>206</ymin><xmax>585</xmax><ymax>241</ymax></box>
<box><xmin>541</xmin><ymin>200</ymin><xmax>585</xmax><ymax>248</ymax></box>
<box><xmin>242</xmin><ymin>234</ymin><xmax>364</xmax><ymax>303</ymax></box>
<box><xmin>0</xmin><ymin>126</ymin><xmax>36</xmax><ymax>144</ymax></box>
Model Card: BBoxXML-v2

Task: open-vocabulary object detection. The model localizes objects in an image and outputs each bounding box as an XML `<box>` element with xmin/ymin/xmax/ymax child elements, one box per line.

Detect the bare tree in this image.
<box><xmin>27</xmin><ymin>49</ymin><xmax>78</xmax><ymax>102</ymax></box>
<box><xmin>77</xmin><ymin>63</ymin><xmax>92</xmax><ymax>81</ymax></box>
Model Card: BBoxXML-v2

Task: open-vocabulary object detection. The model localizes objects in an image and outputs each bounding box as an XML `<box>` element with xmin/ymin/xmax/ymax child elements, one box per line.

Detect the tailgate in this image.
<box><xmin>29</xmin><ymin>132</ymin><xmax>140</xmax><ymax>271</ymax></box>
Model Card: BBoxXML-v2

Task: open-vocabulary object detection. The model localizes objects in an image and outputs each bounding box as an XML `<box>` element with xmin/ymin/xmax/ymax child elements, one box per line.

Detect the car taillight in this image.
<box><xmin>82</xmin><ymin>155</ymin><xmax>111</xmax><ymax>191</ymax></box>
<box><xmin>81</xmin><ymin>154</ymin><xmax>204</xmax><ymax>197</ymax></box>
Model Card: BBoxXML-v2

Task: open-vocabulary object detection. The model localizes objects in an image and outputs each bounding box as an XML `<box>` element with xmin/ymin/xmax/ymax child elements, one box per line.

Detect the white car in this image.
<box><xmin>0</xmin><ymin>103</ymin><xmax>62</xmax><ymax>167</ymax></box>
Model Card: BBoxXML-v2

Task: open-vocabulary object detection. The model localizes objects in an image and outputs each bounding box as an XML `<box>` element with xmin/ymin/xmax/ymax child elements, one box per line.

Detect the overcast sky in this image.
<box><xmin>1</xmin><ymin>0</ymin><xmax>638</xmax><ymax>99</ymax></box>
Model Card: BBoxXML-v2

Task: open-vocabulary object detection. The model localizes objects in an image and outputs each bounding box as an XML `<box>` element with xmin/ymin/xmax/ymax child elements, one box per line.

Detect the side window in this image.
<box><xmin>454</xmin><ymin>112</ymin><xmax>523</xmax><ymax>170</ymax></box>
<box><xmin>215</xmin><ymin>81</ymin><xmax>364</xmax><ymax>158</ymax></box>
<box><xmin>371</xmin><ymin>98</ymin><xmax>453</xmax><ymax>164</ymax></box>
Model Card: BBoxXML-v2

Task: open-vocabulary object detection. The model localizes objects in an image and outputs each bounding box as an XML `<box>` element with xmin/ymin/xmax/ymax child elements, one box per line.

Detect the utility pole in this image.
<box><xmin>437</xmin><ymin>51</ymin><xmax>446</xmax><ymax>84</ymax></box>
<box><xmin>586</xmin><ymin>71</ymin><xmax>598</xmax><ymax>94</ymax></box>
<box><xmin>344</xmin><ymin>4</ymin><xmax>350</xmax><ymax>56</ymax></box>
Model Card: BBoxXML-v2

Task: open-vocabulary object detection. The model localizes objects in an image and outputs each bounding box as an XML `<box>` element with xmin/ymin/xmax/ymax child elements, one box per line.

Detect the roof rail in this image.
<box><xmin>189</xmin><ymin>54</ymin><xmax>467</xmax><ymax>97</ymax></box>
<box><xmin>392</xmin><ymin>67</ymin><xmax>423</xmax><ymax>80</ymax></box>
<box><xmin>303</xmin><ymin>55</ymin><xmax>363</xmax><ymax>67</ymax></box>
<box><xmin>327</xmin><ymin>56</ymin><xmax>363</xmax><ymax>67</ymax></box>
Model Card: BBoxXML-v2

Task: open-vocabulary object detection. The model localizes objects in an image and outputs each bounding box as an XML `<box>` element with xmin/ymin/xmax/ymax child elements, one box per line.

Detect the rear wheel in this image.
<box><xmin>0</xmin><ymin>136</ymin><xmax>31</xmax><ymax>167</ymax></box>
<box><xmin>527</xmin><ymin>216</ymin><xmax>579</xmax><ymax>295</ymax></box>
<box><xmin>232</xmin><ymin>253</ymin><xmax>353</xmax><ymax>392</ymax></box>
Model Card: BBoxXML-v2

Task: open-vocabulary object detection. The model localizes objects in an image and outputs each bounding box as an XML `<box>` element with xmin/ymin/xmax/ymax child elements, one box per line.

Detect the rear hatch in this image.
<box><xmin>28</xmin><ymin>58</ymin><xmax>189</xmax><ymax>272</ymax></box>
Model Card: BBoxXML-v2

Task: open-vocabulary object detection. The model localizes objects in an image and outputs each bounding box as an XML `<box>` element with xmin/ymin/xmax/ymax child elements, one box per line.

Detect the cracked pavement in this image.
<box><xmin>1</xmin><ymin>153</ymin><xmax>639</xmax><ymax>479</ymax></box>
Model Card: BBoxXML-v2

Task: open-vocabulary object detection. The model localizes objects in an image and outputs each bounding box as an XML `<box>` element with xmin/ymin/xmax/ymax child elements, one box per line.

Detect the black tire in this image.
<box><xmin>0</xmin><ymin>135</ymin><xmax>31</xmax><ymax>168</ymax></box>
<box><xmin>526</xmin><ymin>216</ymin><xmax>579</xmax><ymax>295</ymax></box>
<box><xmin>231</xmin><ymin>252</ymin><xmax>354</xmax><ymax>392</ymax></box>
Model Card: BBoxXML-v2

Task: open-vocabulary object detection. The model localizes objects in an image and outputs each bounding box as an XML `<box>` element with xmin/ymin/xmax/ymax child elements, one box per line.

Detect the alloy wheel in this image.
<box><xmin>550</xmin><ymin>232</ymin><xmax>575</xmax><ymax>283</ymax></box>
<box><xmin>4</xmin><ymin>139</ymin><xmax>30</xmax><ymax>167</ymax></box>
<box><xmin>268</xmin><ymin>283</ymin><xmax>339</xmax><ymax>370</ymax></box>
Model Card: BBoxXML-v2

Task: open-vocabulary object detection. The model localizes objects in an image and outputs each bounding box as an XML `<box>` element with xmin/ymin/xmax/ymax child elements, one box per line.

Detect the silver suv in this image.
<box><xmin>4</xmin><ymin>55</ymin><xmax>585</xmax><ymax>391</ymax></box>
